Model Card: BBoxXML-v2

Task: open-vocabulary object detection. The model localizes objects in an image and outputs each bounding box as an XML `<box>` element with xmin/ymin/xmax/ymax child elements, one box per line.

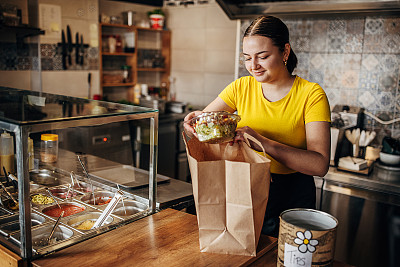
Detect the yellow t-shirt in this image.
<box><xmin>219</xmin><ymin>75</ymin><xmax>331</xmax><ymax>174</ymax></box>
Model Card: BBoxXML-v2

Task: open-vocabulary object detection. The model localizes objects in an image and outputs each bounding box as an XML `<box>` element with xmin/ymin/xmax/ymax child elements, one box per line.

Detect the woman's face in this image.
<box><xmin>242</xmin><ymin>36</ymin><xmax>287</xmax><ymax>83</ymax></box>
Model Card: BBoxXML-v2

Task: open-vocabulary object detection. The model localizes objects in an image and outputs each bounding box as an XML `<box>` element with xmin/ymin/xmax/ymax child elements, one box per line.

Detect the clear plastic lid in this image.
<box><xmin>187</xmin><ymin>111</ymin><xmax>241</xmax><ymax>144</ymax></box>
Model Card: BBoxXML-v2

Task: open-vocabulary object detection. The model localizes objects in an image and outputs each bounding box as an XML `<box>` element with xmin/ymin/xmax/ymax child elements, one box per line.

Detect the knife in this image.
<box><xmin>75</xmin><ymin>32</ymin><xmax>79</xmax><ymax>65</ymax></box>
<box><xmin>67</xmin><ymin>25</ymin><xmax>72</xmax><ymax>65</ymax></box>
<box><xmin>80</xmin><ymin>35</ymin><xmax>84</xmax><ymax>66</ymax></box>
<box><xmin>61</xmin><ymin>30</ymin><xmax>67</xmax><ymax>69</ymax></box>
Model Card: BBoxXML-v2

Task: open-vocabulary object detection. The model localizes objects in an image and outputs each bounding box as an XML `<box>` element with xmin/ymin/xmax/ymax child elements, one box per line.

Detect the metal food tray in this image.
<box><xmin>0</xmin><ymin>168</ymin><xmax>149</xmax><ymax>255</ymax></box>
<box><xmin>89</xmin><ymin>165</ymin><xmax>170</xmax><ymax>189</ymax></box>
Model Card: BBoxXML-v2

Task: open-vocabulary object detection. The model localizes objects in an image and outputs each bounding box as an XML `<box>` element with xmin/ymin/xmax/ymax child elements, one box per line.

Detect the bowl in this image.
<box><xmin>187</xmin><ymin>111</ymin><xmax>241</xmax><ymax>143</ymax></box>
<box><xmin>379</xmin><ymin>152</ymin><xmax>400</xmax><ymax>165</ymax></box>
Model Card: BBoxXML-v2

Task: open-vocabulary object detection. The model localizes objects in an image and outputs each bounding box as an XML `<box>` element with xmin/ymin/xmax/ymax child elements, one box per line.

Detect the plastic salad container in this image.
<box><xmin>188</xmin><ymin>111</ymin><xmax>241</xmax><ymax>143</ymax></box>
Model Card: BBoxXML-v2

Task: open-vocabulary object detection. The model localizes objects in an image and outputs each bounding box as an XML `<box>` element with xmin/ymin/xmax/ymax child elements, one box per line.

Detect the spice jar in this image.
<box><xmin>40</xmin><ymin>134</ymin><xmax>58</xmax><ymax>163</ymax></box>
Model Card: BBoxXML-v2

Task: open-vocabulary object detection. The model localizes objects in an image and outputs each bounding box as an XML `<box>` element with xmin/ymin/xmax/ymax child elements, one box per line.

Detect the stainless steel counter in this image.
<box><xmin>316</xmin><ymin>164</ymin><xmax>400</xmax><ymax>267</ymax></box>
<box><xmin>50</xmin><ymin>149</ymin><xmax>194</xmax><ymax>210</ymax></box>
<box><xmin>323</xmin><ymin>165</ymin><xmax>400</xmax><ymax>197</ymax></box>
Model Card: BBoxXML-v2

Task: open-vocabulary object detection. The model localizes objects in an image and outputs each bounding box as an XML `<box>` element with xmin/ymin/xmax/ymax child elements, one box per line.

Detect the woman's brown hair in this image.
<box><xmin>243</xmin><ymin>16</ymin><xmax>298</xmax><ymax>74</ymax></box>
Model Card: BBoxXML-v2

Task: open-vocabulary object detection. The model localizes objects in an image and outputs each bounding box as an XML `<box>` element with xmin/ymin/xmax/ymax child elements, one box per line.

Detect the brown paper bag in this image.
<box><xmin>184</xmin><ymin>133</ymin><xmax>271</xmax><ymax>256</ymax></box>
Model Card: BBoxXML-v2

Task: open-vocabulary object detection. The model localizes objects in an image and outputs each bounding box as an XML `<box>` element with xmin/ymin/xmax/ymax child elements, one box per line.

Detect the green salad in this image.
<box><xmin>193</xmin><ymin>112</ymin><xmax>240</xmax><ymax>143</ymax></box>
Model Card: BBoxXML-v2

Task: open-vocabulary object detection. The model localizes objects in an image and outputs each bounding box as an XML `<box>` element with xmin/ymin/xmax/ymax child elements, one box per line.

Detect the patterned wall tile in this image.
<box><xmin>312</xmin><ymin>19</ymin><xmax>329</xmax><ymax>35</ymax></box>
<box><xmin>384</xmin><ymin>18</ymin><xmax>400</xmax><ymax>34</ymax></box>
<box><xmin>41</xmin><ymin>58</ymin><xmax>53</xmax><ymax>71</ymax></box>
<box><xmin>344</xmin><ymin>54</ymin><xmax>362</xmax><ymax>70</ymax></box>
<box><xmin>295</xmin><ymin>52</ymin><xmax>310</xmax><ymax>71</ymax></box>
<box><xmin>328</xmin><ymin>19</ymin><xmax>347</xmax><ymax>35</ymax></box>
<box><xmin>376</xmin><ymin>91</ymin><xmax>396</xmax><ymax>111</ymax></box>
<box><xmin>341</xmin><ymin>69</ymin><xmax>359</xmax><ymax>89</ymax></box>
<box><xmin>363</xmin><ymin>34</ymin><xmax>384</xmax><ymax>53</ymax></box>
<box><xmin>310</xmin><ymin>54</ymin><xmax>326</xmax><ymax>69</ymax></box>
<box><xmin>327</xmin><ymin>34</ymin><xmax>344</xmax><ymax>53</ymax></box>
<box><xmin>343</xmin><ymin>34</ymin><xmax>363</xmax><ymax>53</ymax></box>
<box><xmin>361</xmin><ymin>54</ymin><xmax>380</xmax><ymax>71</ymax></box>
<box><xmin>379</xmin><ymin>54</ymin><xmax>399</xmax><ymax>72</ymax></box>
<box><xmin>326</xmin><ymin>53</ymin><xmax>344</xmax><ymax>69</ymax></box>
<box><xmin>365</xmin><ymin>18</ymin><xmax>385</xmax><ymax>34</ymax></box>
<box><xmin>382</xmin><ymin>34</ymin><xmax>400</xmax><ymax>54</ymax></box>
<box><xmin>358</xmin><ymin>90</ymin><xmax>377</xmax><ymax>109</ymax></box>
<box><xmin>17</xmin><ymin>57</ymin><xmax>31</xmax><ymax>70</ymax></box>
<box><xmin>359</xmin><ymin>71</ymin><xmax>379</xmax><ymax>91</ymax></box>
<box><xmin>347</xmin><ymin>18</ymin><xmax>365</xmax><ymax>35</ymax></box>
<box><xmin>310</xmin><ymin>36</ymin><xmax>328</xmax><ymax>53</ymax></box>
<box><xmin>293</xmin><ymin>36</ymin><xmax>310</xmax><ymax>52</ymax></box>
<box><xmin>324</xmin><ymin>69</ymin><xmax>342</xmax><ymax>89</ymax></box>
<box><xmin>309</xmin><ymin>69</ymin><xmax>324</xmax><ymax>87</ymax></box>
<box><xmin>379</xmin><ymin>73</ymin><xmax>398</xmax><ymax>92</ymax></box>
<box><xmin>340</xmin><ymin>89</ymin><xmax>358</xmax><ymax>105</ymax></box>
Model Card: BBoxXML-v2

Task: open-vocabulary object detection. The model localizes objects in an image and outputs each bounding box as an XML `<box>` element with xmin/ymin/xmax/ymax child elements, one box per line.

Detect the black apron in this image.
<box><xmin>261</xmin><ymin>172</ymin><xmax>316</xmax><ymax>237</ymax></box>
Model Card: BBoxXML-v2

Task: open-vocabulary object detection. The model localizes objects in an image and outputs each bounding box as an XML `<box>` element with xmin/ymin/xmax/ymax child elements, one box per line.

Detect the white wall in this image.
<box><xmin>165</xmin><ymin>1</ymin><xmax>237</xmax><ymax>107</ymax></box>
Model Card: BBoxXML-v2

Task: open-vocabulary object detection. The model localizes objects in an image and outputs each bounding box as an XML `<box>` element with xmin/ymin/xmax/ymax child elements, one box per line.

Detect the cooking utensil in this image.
<box><xmin>7</xmin><ymin>172</ymin><xmax>18</xmax><ymax>191</ymax></box>
<box><xmin>61</xmin><ymin>30</ymin><xmax>67</xmax><ymax>69</ymax></box>
<box><xmin>77</xmin><ymin>154</ymin><xmax>95</xmax><ymax>205</ymax></box>
<box><xmin>87</xmin><ymin>72</ymin><xmax>91</xmax><ymax>99</ymax></box>
<box><xmin>359</xmin><ymin>130</ymin><xmax>366</xmax><ymax>147</ymax></box>
<box><xmin>345</xmin><ymin>128</ymin><xmax>361</xmax><ymax>157</ymax></box>
<box><xmin>75</xmin><ymin>32</ymin><xmax>79</xmax><ymax>65</ymax></box>
<box><xmin>47</xmin><ymin>211</ymin><xmax>64</xmax><ymax>244</ymax></box>
<box><xmin>365</xmin><ymin>131</ymin><xmax>376</xmax><ymax>146</ymax></box>
<box><xmin>45</xmin><ymin>188</ymin><xmax>61</xmax><ymax>209</ymax></box>
<box><xmin>80</xmin><ymin>35</ymin><xmax>84</xmax><ymax>65</ymax></box>
<box><xmin>91</xmin><ymin>190</ymin><xmax>124</xmax><ymax>229</ymax></box>
<box><xmin>0</xmin><ymin>180</ymin><xmax>18</xmax><ymax>206</ymax></box>
<box><xmin>66</xmin><ymin>25</ymin><xmax>73</xmax><ymax>66</ymax></box>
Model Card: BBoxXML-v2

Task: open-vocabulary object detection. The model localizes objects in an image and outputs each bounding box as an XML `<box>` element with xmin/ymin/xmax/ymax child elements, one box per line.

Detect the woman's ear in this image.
<box><xmin>284</xmin><ymin>43</ymin><xmax>291</xmax><ymax>60</ymax></box>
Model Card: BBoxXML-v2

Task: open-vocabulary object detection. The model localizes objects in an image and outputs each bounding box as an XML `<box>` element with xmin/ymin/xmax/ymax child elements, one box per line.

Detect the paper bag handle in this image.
<box><xmin>242</xmin><ymin>132</ymin><xmax>267</xmax><ymax>158</ymax></box>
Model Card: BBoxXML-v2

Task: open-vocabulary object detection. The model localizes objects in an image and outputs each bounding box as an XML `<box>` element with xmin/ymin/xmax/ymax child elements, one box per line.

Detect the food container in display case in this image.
<box><xmin>0</xmin><ymin>87</ymin><xmax>158</xmax><ymax>260</ymax></box>
<box><xmin>187</xmin><ymin>111</ymin><xmax>241</xmax><ymax>144</ymax></box>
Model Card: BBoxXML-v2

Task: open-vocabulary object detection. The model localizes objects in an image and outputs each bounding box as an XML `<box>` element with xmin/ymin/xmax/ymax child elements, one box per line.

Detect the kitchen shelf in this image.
<box><xmin>138</xmin><ymin>68</ymin><xmax>167</xmax><ymax>72</ymax></box>
<box><xmin>99</xmin><ymin>23</ymin><xmax>171</xmax><ymax>103</ymax></box>
<box><xmin>102</xmin><ymin>52</ymin><xmax>135</xmax><ymax>56</ymax></box>
<box><xmin>103</xmin><ymin>82</ymin><xmax>135</xmax><ymax>87</ymax></box>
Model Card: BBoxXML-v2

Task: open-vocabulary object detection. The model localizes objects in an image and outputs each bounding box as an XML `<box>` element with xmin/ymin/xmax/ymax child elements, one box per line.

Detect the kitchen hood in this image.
<box><xmin>216</xmin><ymin>0</ymin><xmax>400</xmax><ymax>20</ymax></box>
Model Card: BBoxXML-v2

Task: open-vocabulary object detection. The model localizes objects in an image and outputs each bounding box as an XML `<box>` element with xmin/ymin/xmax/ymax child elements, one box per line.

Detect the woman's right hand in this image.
<box><xmin>183</xmin><ymin>110</ymin><xmax>203</xmax><ymax>138</ymax></box>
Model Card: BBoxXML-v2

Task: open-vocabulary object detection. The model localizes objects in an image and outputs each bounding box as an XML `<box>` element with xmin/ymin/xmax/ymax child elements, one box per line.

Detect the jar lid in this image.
<box><xmin>41</xmin><ymin>134</ymin><xmax>58</xmax><ymax>141</ymax></box>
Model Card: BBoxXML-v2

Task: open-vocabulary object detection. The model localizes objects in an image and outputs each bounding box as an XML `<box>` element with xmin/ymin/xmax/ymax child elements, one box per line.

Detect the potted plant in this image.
<box><xmin>147</xmin><ymin>9</ymin><xmax>165</xmax><ymax>30</ymax></box>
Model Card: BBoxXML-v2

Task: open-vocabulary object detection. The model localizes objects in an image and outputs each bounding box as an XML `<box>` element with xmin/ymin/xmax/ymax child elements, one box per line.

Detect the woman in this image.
<box><xmin>184</xmin><ymin>15</ymin><xmax>331</xmax><ymax>237</ymax></box>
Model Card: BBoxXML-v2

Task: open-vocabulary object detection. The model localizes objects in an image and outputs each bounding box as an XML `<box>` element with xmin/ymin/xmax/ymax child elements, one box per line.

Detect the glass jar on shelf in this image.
<box><xmin>121</xmin><ymin>65</ymin><xmax>131</xmax><ymax>83</ymax></box>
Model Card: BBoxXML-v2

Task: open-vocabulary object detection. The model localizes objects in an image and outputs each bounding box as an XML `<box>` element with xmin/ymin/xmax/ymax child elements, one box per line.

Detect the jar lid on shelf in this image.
<box><xmin>41</xmin><ymin>134</ymin><xmax>58</xmax><ymax>141</ymax></box>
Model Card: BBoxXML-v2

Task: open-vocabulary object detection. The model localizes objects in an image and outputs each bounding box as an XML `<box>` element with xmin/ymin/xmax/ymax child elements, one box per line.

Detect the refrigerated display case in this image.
<box><xmin>0</xmin><ymin>86</ymin><xmax>159</xmax><ymax>261</ymax></box>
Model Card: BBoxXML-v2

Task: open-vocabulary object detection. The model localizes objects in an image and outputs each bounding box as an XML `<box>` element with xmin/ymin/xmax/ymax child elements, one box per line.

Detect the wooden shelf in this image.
<box><xmin>138</xmin><ymin>68</ymin><xmax>167</xmax><ymax>72</ymax></box>
<box><xmin>99</xmin><ymin>23</ymin><xmax>171</xmax><ymax>102</ymax></box>
<box><xmin>102</xmin><ymin>82</ymin><xmax>135</xmax><ymax>87</ymax></box>
<box><xmin>102</xmin><ymin>52</ymin><xmax>135</xmax><ymax>56</ymax></box>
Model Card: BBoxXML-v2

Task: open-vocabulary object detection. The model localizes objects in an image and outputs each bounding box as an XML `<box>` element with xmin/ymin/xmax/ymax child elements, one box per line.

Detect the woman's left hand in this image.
<box><xmin>232</xmin><ymin>126</ymin><xmax>265</xmax><ymax>152</ymax></box>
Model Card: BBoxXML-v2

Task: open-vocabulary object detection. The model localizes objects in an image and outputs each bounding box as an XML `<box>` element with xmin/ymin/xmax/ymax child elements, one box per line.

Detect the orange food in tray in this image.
<box><xmin>43</xmin><ymin>203</ymin><xmax>85</xmax><ymax>217</ymax></box>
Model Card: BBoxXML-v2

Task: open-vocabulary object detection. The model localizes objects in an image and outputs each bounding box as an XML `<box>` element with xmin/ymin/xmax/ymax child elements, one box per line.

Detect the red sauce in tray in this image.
<box><xmin>43</xmin><ymin>204</ymin><xmax>85</xmax><ymax>217</ymax></box>
<box><xmin>87</xmin><ymin>197</ymin><xmax>112</xmax><ymax>205</ymax></box>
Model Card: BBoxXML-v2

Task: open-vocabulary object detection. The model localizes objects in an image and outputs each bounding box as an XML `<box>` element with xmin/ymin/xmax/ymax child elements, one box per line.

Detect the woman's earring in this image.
<box><xmin>284</xmin><ymin>60</ymin><xmax>287</xmax><ymax>66</ymax></box>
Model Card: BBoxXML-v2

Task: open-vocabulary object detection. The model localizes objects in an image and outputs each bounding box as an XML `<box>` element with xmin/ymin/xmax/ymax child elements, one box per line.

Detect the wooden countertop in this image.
<box><xmin>32</xmin><ymin>209</ymin><xmax>278</xmax><ymax>267</ymax></box>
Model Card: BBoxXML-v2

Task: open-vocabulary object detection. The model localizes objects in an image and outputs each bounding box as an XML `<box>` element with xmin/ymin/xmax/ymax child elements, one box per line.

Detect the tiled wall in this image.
<box><xmin>165</xmin><ymin>1</ymin><xmax>237</xmax><ymax>107</ymax></box>
<box><xmin>239</xmin><ymin>16</ymin><xmax>400</xmax><ymax>140</ymax></box>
